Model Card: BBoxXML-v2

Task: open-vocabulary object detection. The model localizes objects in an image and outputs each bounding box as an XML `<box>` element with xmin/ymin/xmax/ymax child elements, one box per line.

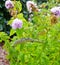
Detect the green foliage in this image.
<box><xmin>2</xmin><ymin>0</ymin><xmax>60</xmax><ymax>65</ymax></box>
<box><xmin>0</xmin><ymin>32</ymin><xmax>9</xmax><ymax>42</ymax></box>
<box><xmin>15</xmin><ymin>1</ymin><xmax>22</xmax><ymax>13</ymax></box>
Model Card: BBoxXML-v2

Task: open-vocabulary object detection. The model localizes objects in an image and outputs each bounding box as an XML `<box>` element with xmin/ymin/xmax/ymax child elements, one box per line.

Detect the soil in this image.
<box><xmin>0</xmin><ymin>43</ymin><xmax>9</xmax><ymax>65</ymax></box>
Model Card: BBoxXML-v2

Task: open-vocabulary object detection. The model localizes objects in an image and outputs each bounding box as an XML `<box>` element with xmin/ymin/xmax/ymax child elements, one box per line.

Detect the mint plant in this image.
<box><xmin>4</xmin><ymin>0</ymin><xmax>60</xmax><ymax>65</ymax></box>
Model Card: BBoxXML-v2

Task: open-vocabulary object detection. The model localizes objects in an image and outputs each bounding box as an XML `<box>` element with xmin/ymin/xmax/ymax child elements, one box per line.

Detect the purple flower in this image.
<box><xmin>5</xmin><ymin>0</ymin><xmax>14</xmax><ymax>9</ymax></box>
<box><xmin>11</xmin><ymin>18</ymin><xmax>23</xmax><ymax>29</ymax></box>
<box><xmin>51</xmin><ymin>7</ymin><xmax>60</xmax><ymax>17</ymax></box>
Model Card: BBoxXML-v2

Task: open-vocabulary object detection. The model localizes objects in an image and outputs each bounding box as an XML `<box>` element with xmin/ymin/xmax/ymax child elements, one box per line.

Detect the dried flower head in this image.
<box><xmin>10</xmin><ymin>10</ymin><xmax>17</xmax><ymax>17</ymax></box>
<box><xmin>50</xmin><ymin>14</ymin><xmax>57</xmax><ymax>25</ymax></box>
<box><xmin>26</xmin><ymin>1</ymin><xmax>40</xmax><ymax>13</ymax></box>
<box><xmin>11</xmin><ymin>18</ymin><xmax>23</xmax><ymax>29</ymax></box>
<box><xmin>5</xmin><ymin>0</ymin><xmax>14</xmax><ymax>9</ymax></box>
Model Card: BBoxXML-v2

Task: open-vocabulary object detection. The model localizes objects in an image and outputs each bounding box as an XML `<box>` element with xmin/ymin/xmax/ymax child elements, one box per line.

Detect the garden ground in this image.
<box><xmin>0</xmin><ymin>45</ymin><xmax>9</xmax><ymax>65</ymax></box>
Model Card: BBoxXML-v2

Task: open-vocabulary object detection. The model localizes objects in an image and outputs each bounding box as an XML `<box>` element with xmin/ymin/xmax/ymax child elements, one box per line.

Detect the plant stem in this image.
<box><xmin>13</xmin><ymin>38</ymin><xmax>45</xmax><ymax>46</ymax></box>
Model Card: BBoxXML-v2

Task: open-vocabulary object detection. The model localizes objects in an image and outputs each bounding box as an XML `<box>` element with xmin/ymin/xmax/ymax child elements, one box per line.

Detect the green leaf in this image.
<box><xmin>8</xmin><ymin>17</ymin><xmax>14</xmax><ymax>25</ymax></box>
<box><xmin>16</xmin><ymin>28</ymin><xmax>24</xmax><ymax>38</ymax></box>
<box><xmin>17</xmin><ymin>13</ymin><xmax>23</xmax><ymax>19</ymax></box>
<box><xmin>15</xmin><ymin>1</ymin><xmax>22</xmax><ymax>12</ymax></box>
<box><xmin>10</xmin><ymin>29</ymin><xmax>16</xmax><ymax>36</ymax></box>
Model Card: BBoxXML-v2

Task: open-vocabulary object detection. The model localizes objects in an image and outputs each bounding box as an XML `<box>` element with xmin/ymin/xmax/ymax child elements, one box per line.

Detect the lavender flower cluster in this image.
<box><xmin>51</xmin><ymin>7</ymin><xmax>60</xmax><ymax>17</ymax></box>
<box><xmin>5</xmin><ymin>0</ymin><xmax>14</xmax><ymax>9</ymax></box>
<box><xmin>11</xmin><ymin>18</ymin><xmax>23</xmax><ymax>29</ymax></box>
